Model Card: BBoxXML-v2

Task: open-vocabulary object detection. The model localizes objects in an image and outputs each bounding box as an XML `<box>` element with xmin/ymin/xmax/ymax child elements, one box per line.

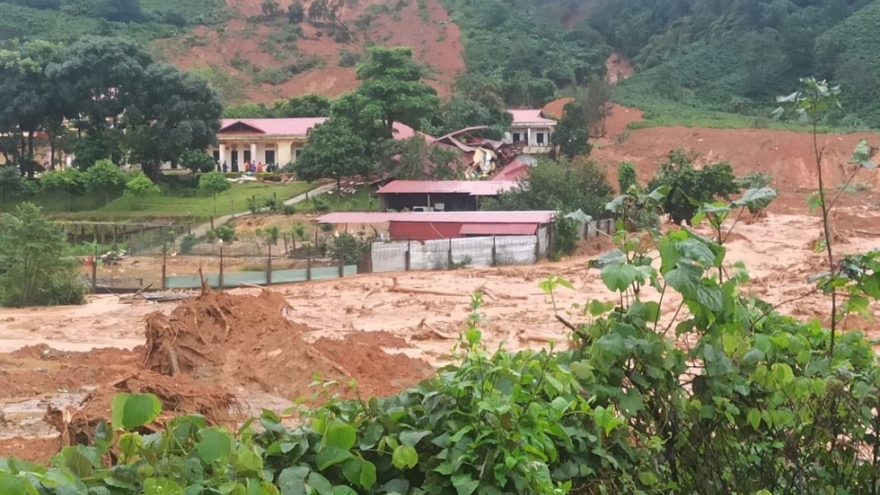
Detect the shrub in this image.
<box><xmin>179</xmin><ymin>234</ymin><xmax>198</xmax><ymax>254</ymax></box>
<box><xmin>263</xmin><ymin>196</ymin><xmax>283</xmax><ymax>212</ymax></box>
<box><xmin>282</xmin><ymin>204</ymin><xmax>296</xmax><ymax>215</ymax></box>
<box><xmin>0</xmin><ymin>203</ymin><xmax>87</xmax><ymax>307</ymax></box>
<box><xmin>310</xmin><ymin>195</ymin><xmax>331</xmax><ymax>212</ymax></box>
<box><xmin>550</xmin><ymin>216</ymin><xmax>579</xmax><ymax>260</ymax></box>
<box><xmin>734</xmin><ymin>171</ymin><xmax>773</xmax><ymax>189</ymax></box>
<box><xmin>180</xmin><ymin>150</ymin><xmax>216</xmax><ymax>174</ymax></box>
<box><xmin>647</xmin><ymin>149</ymin><xmax>739</xmax><ymax>225</ymax></box>
<box><xmin>617</xmin><ymin>161</ymin><xmax>637</xmax><ymax>193</ymax></box>
<box><xmin>84</xmin><ymin>159</ymin><xmax>127</xmax><ymax>204</ymax></box>
<box><xmin>124</xmin><ymin>174</ymin><xmax>160</xmax><ymax>198</ymax></box>
<box><xmin>338</xmin><ymin>49</ymin><xmax>361</xmax><ymax>67</ymax></box>
<box><xmin>327</xmin><ymin>231</ymin><xmax>369</xmax><ymax>265</ymax></box>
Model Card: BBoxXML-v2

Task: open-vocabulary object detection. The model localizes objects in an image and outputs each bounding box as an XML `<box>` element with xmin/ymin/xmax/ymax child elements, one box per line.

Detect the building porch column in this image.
<box><xmin>218</xmin><ymin>144</ymin><xmax>226</xmax><ymax>165</ymax></box>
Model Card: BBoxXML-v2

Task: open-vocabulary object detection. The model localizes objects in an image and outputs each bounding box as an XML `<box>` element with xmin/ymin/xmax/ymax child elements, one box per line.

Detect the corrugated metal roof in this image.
<box><xmin>508</xmin><ymin>109</ymin><xmax>557</xmax><ymax>126</ymax></box>
<box><xmin>459</xmin><ymin>223</ymin><xmax>537</xmax><ymax>235</ymax></box>
<box><xmin>492</xmin><ymin>161</ymin><xmax>530</xmax><ymax>182</ymax></box>
<box><xmin>218</xmin><ymin>119</ymin><xmax>426</xmax><ymax>141</ymax></box>
<box><xmin>377</xmin><ymin>180</ymin><xmax>518</xmax><ymax>196</ymax></box>
<box><xmin>317</xmin><ymin>211</ymin><xmax>556</xmax><ymax>224</ymax></box>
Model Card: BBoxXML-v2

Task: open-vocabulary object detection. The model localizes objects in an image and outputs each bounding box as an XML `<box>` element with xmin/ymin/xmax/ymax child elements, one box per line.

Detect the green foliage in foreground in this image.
<box><xmin>4</xmin><ymin>190</ymin><xmax>880</xmax><ymax>492</ymax></box>
<box><xmin>0</xmin><ymin>202</ymin><xmax>86</xmax><ymax>307</ymax></box>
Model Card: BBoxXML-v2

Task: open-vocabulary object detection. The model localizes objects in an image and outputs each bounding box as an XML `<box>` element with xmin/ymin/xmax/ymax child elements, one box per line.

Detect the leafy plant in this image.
<box><xmin>84</xmin><ymin>159</ymin><xmax>127</xmax><ymax>205</ymax></box>
<box><xmin>179</xmin><ymin>234</ymin><xmax>198</xmax><ymax>254</ymax></box>
<box><xmin>123</xmin><ymin>174</ymin><xmax>160</xmax><ymax>206</ymax></box>
<box><xmin>199</xmin><ymin>171</ymin><xmax>231</xmax><ymax>217</ymax></box>
<box><xmin>617</xmin><ymin>161</ymin><xmax>637</xmax><ymax>193</ymax></box>
<box><xmin>181</xmin><ymin>150</ymin><xmax>217</xmax><ymax>174</ymax></box>
<box><xmin>647</xmin><ymin>150</ymin><xmax>739</xmax><ymax>225</ymax></box>
<box><xmin>327</xmin><ymin>231</ymin><xmax>369</xmax><ymax>265</ymax></box>
<box><xmin>0</xmin><ymin>203</ymin><xmax>86</xmax><ymax>307</ymax></box>
<box><xmin>775</xmin><ymin>78</ymin><xmax>878</xmax><ymax>355</ymax></box>
<box><xmin>734</xmin><ymin>171</ymin><xmax>773</xmax><ymax>189</ymax></box>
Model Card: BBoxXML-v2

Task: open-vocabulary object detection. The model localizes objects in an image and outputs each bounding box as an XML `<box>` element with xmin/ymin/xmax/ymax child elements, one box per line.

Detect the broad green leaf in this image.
<box><xmin>144</xmin><ymin>478</ymin><xmax>184</xmax><ymax>495</ymax></box>
<box><xmin>306</xmin><ymin>472</ymin><xmax>333</xmax><ymax>495</ymax></box>
<box><xmin>234</xmin><ymin>447</ymin><xmax>263</xmax><ymax>474</ymax></box>
<box><xmin>61</xmin><ymin>447</ymin><xmax>94</xmax><ymax>478</ymax></box>
<box><xmin>665</xmin><ymin>267</ymin><xmax>700</xmax><ymax>299</ymax></box>
<box><xmin>604</xmin><ymin>195</ymin><xmax>627</xmax><ymax>213</ymax></box>
<box><xmin>646</xmin><ymin>185</ymin><xmax>669</xmax><ymax>203</ymax></box>
<box><xmin>587</xmin><ymin>299</ymin><xmax>612</xmax><ymax>317</ymax></box>
<box><xmin>451</xmin><ymin>474</ymin><xmax>480</xmax><ymax>495</ymax></box>
<box><xmin>638</xmin><ymin>471</ymin><xmax>659</xmax><ymax>486</ymax></box>
<box><xmin>111</xmin><ymin>393</ymin><xmax>162</xmax><ymax>430</ymax></box>
<box><xmin>771</xmin><ymin>363</ymin><xmax>795</xmax><ymax>386</ymax></box>
<box><xmin>695</xmin><ymin>285</ymin><xmax>723</xmax><ymax>312</ymax></box>
<box><xmin>359</xmin><ymin>460</ymin><xmax>377</xmax><ymax>490</ymax></box>
<box><xmin>594</xmin><ymin>406</ymin><xmax>624</xmax><ymax>435</ymax></box>
<box><xmin>399</xmin><ymin>430</ymin><xmax>431</xmax><ymax>447</ymax></box>
<box><xmin>733</xmin><ymin>187</ymin><xmax>778</xmax><ymax>210</ymax></box>
<box><xmin>677</xmin><ymin>239</ymin><xmax>715</xmax><ymax>267</ymax></box>
<box><xmin>324</xmin><ymin>421</ymin><xmax>357</xmax><ymax>450</ymax></box>
<box><xmin>332</xmin><ymin>487</ymin><xmax>358</xmax><ymax>495</ymax></box>
<box><xmin>590</xmin><ymin>249</ymin><xmax>626</xmax><ymax>269</ymax></box>
<box><xmin>316</xmin><ymin>446</ymin><xmax>354</xmax><ymax>470</ymax></box>
<box><xmin>741</xmin><ymin>349</ymin><xmax>764</xmax><ymax>367</ymax></box>
<box><xmin>197</xmin><ymin>428</ymin><xmax>232</xmax><ymax>465</ymax></box>
<box><xmin>618</xmin><ymin>389</ymin><xmax>644</xmax><ymax>417</ymax></box>
<box><xmin>277</xmin><ymin>466</ymin><xmax>309</xmax><ymax>495</ymax></box>
<box><xmin>391</xmin><ymin>445</ymin><xmax>418</xmax><ymax>470</ymax></box>
<box><xmin>0</xmin><ymin>473</ymin><xmax>30</xmax><ymax>495</ymax></box>
<box><xmin>747</xmin><ymin>409</ymin><xmax>761</xmax><ymax>429</ymax></box>
<box><xmin>341</xmin><ymin>458</ymin><xmax>363</xmax><ymax>486</ymax></box>
<box><xmin>358</xmin><ymin>423</ymin><xmax>384</xmax><ymax>450</ymax></box>
<box><xmin>601</xmin><ymin>263</ymin><xmax>638</xmax><ymax>292</ymax></box>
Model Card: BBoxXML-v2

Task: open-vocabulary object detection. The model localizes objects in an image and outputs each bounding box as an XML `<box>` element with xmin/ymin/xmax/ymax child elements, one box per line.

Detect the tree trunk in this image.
<box><xmin>336</xmin><ymin>173</ymin><xmax>341</xmax><ymax>192</ymax></box>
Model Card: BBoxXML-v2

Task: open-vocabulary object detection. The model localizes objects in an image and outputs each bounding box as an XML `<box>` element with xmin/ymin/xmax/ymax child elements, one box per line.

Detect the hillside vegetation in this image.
<box><xmin>587</xmin><ymin>0</ymin><xmax>880</xmax><ymax>128</ymax></box>
<box><xmin>0</xmin><ymin>0</ymin><xmax>225</xmax><ymax>45</ymax></box>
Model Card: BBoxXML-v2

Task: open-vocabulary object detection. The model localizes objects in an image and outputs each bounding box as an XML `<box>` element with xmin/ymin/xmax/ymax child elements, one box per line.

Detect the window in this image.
<box><xmin>265</xmin><ymin>149</ymin><xmax>276</xmax><ymax>165</ymax></box>
<box><xmin>243</xmin><ymin>150</ymin><xmax>251</xmax><ymax>163</ymax></box>
<box><xmin>536</xmin><ymin>132</ymin><xmax>545</xmax><ymax>145</ymax></box>
<box><xmin>295</xmin><ymin>149</ymin><xmax>303</xmax><ymax>159</ymax></box>
<box><xmin>213</xmin><ymin>150</ymin><xmax>220</xmax><ymax>161</ymax></box>
<box><xmin>512</xmin><ymin>132</ymin><xmax>521</xmax><ymax>142</ymax></box>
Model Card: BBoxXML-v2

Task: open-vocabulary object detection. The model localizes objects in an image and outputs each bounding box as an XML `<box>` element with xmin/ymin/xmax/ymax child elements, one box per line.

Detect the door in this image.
<box><xmin>265</xmin><ymin>149</ymin><xmax>276</xmax><ymax>165</ymax></box>
<box><xmin>243</xmin><ymin>150</ymin><xmax>251</xmax><ymax>164</ymax></box>
<box><xmin>231</xmin><ymin>150</ymin><xmax>239</xmax><ymax>168</ymax></box>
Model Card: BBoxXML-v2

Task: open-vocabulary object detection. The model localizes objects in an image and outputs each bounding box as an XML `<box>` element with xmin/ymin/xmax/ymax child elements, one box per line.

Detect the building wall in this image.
<box><xmin>371</xmin><ymin>235</ymin><xmax>540</xmax><ymax>272</ymax></box>
<box><xmin>207</xmin><ymin>137</ymin><xmax>307</xmax><ymax>168</ymax></box>
<box><xmin>389</xmin><ymin>221</ymin><xmax>464</xmax><ymax>240</ymax></box>
<box><xmin>381</xmin><ymin>193</ymin><xmax>479</xmax><ymax>212</ymax></box>
<box><xmin>508</xmin><ymin>125</ymin><xmax>554</xmax><ymax>149</ymax></box>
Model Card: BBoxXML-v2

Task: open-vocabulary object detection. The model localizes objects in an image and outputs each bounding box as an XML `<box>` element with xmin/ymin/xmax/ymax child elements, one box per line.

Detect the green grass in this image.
<box><xmin>53</xmin><ymin>182</ymin><xmax>314</xmax><ymax>224</ymax></box>
<box><xmin>298</xmin><ymin>185</ymin><xmax>378</xmax><ymax>213</ymax></box>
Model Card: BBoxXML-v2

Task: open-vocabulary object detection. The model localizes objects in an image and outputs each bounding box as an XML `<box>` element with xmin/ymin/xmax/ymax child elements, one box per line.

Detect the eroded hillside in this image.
<box><xmin>156</xmin><ymin>0</ymin><xmax>465</xmax><ymax>104</ymax></box>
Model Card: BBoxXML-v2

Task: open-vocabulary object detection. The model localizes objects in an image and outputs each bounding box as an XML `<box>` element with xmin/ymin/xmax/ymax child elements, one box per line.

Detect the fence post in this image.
<box><xmin>218</xmin><ymin>246</ymin><xmax>224</xmax><ymax>289</ymax></box>
<box><xmin>161</xmin><ymin>247</ymin><xmax>167</xmax><ymax>291</ymax></box>
<box><xmin>535</xmin><ymin>233</ymin><xmax>541</xmax><ymax>261</ymax></box>
<box><xmin>306</xmin><ymin>245</ymin><xmax>312</xmax><ymax>281</ymax></box>
<box><xmin>267</xmin><ymin>244</ymin><xmax>273</xmax><ymax>285</ymax></box>
<box><xmin>91</xmin><ymin>244</ymin><xmax>97</xmax><ymax>293</ymax></box>
<box><xmin>210</xmin><ymin>215</ymin><xmax>214</xmax><ymax>231</ymax></box>
<box><xmin>338</xmin><ymin>257</ymin><xmax>344</xmax><ymax>278</ymax></box>
<box><xmin>187</xmin><ymin>223</ymin><xmax>192</xmax><ymax>236</ymax></box>
<box><xmin>447</xmin><ymin>237</ymin><xmax>453</xmax><ymax>268</ymax></box>
<box><xmin>491</xmin><ymin>235</ymin><xmax>497</xmax><ymax>267</ymax></box>
<box><xmin>405</xmin><ymin>240</ymin><xmax>411</xmax><ymax>271</ymax></box>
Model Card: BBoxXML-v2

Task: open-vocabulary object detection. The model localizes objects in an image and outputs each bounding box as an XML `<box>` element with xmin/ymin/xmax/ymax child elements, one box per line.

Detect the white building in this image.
<box><xmin>505</xmin><ymin>109</ymin><xmax>557</xmax><ymax>154</ymax></box>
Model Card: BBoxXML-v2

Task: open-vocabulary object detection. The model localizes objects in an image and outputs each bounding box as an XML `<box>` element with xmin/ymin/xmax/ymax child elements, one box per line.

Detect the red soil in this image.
<box><xmin>158</xmin><ymin>0</ymin><xmax>464</xmax><ymax>104</ymax></box>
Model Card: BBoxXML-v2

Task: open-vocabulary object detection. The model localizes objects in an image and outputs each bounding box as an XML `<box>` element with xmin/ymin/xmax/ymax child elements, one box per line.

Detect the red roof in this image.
<box><xmin>492</xmin><ymin>161</ymin><xmax>530</xmax><ymax>182</ymax></box>
<box><xmin>377</xmin><ymin>180</ymin><xmax>518</xmax><ymax>196</ymax></box>
<box><xmin>508</xmin><ymin>109</ymin><xmax>557</xmax><ymax>126</ymax></box>
<box><xmin>459</xmin><ymin>223</ymin><xmax>537</xmax><ymax>235</ymax></box>
<box><xmin>219</xmin><ymin>118</ymin><xmax>427</xmax><ymax>141</ymax></box>
<box><xmin>317</xmin><ymin>211</ymin><xmax>556</xmax><ymax>224</ymax></box>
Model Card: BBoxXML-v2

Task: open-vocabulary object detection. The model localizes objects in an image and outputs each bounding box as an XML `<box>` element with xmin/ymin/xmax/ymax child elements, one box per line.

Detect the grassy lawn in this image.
<box><xmin>53</xmin><ymin>182</ymin><xmax>315</xmax><ymax>224</ymax></box>
<box><xmin>297</xmin><ymin>185</ymin><xmax>379</xmax><ymax>213</ymax></box>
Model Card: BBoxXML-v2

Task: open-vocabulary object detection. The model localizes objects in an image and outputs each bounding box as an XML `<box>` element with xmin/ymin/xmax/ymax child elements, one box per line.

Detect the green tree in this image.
<box><xmin>260</xmin><ymin>0</ymin><xmax>282</xmax><ymax>19</ymax></box>
<box><xmin>0</xmin><ymin>203</ymin><xmax>86</xmax><ymax>307</ymax></box>
<box><xmin>0</xmin><ymin>165</ymin><xmax>24</xmax><ymax>205</ymax></box>
<box><xmin>288</xmin><ymin>1</ymin><xmax>304</xmax><ymax>23</ymax></box>
<box><xmin>293</xmin><ymin>118</ymin><xmax>369</xmax><ymax>190</ymax></box>
<box><xmin>618</xmin><ymin>161</ymin><xmax>637</xmax><ymax>193</ymax></box>
<box><xmin>124</xmin><ymin>173</ymin><xmax>160</xmax><ymax>201</ymax></box>
<box><xmin>180</xmin><ymin>151</ymin><xmax>217</xmax><ymax>174</ymax></box>
<box><xmin>198</xmin><ymin>171</ymin><xmax>231</xmax><ymax>216</ymax></box>
<box><xmin>553</xmin><ymin>99</ymin><xmax>591</xmax><ymax>159</ymax></box>
<box><xmin>379</xmin><ymin>135</ymin><xmax>460</xmax><ymax>180</ymax></box>
<box><xmin>483</xmin><ymin>157</ymin><xmax>614</xmax><ymax>219</ymax></box>
<box><xmin>84</xmin><ymin>159</ymin><xmax>127</xmax><ymax>205</ymax></box>
<box><xmin>647</xmin><ymin>150</ymin><xmax>739</xmax><ymax>225</ymax></box>
<box><xmin>355</xmin><ymin>47</ymin><xmax>439</xmax><ymax>137</ymax></box>
<box><xmin>39</xmin><ymin>168</ymin><xmax>86</xmax><ymax>209</ymax></box>
<box><xmin>275</xmin><ymin>93</ymin><xmax>331</xmax><ymax>117</ymax></box>
<box><xmin>327</xmin><ymin>231</ymin><xmax>369</xmax><ymax>265</ymax></box>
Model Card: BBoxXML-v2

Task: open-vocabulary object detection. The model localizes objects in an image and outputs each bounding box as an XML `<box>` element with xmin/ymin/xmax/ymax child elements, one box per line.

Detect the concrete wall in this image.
<box><xmin>165</xmin><ymin>265</ymin><xmax>357</xmax><ymax>289</ymax></box>
<box><xmin>370</xmin><ymin>235</ymin><xmax>540</xmax><ymax>273</ymax></box>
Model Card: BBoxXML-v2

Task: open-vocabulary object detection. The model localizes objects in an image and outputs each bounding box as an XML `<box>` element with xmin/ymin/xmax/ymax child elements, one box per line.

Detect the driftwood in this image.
<box><xmin>390</xmin><ymin>277</ymin><xmax>465</xmax><ymax>297</ymax></box>
<box><xmin>413</xmin><ymin>318</ymin><xmax>457</xmax><ymax>340</ymax></box>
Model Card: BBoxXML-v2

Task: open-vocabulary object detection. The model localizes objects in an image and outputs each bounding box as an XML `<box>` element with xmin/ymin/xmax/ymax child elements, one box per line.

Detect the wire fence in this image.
<box><xmin>74</xmin><ymin>219</ymin><xmax>617</xmax><ymax>293</ymax></box>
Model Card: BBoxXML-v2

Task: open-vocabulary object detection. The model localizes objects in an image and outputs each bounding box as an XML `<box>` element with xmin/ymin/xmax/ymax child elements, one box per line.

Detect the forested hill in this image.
<box><xmin>4</xmin><ymin>0</ymin><xmax>880</xmax><ymax>128</ymax></box>
<box><xmin>584</xmin><ymin>0</ymin><xmax>880</xmax><ymax>127</ymax></box>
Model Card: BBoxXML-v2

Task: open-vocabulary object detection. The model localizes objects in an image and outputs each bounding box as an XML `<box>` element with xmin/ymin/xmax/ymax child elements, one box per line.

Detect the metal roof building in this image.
<box><xmin>317</xmin><ymin>211</ymin><xmax>556</xmax><ymax>241</ymax></box>
<box><xmin>376</xmin><ymin>180</ymin><xmax>519</xmax><ymax>212</ymax></box>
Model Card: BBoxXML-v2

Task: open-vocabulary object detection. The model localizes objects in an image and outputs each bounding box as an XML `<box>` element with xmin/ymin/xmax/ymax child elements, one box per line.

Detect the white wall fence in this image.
<box><xmin>370</xmin><ymin>235</ymin><xmax>541</xmax><ymax>273</ymax></box>
<box><xmin>368</xmin><ymin>219</ymin><xmax>613</xmax><ymax>273</ymax></box>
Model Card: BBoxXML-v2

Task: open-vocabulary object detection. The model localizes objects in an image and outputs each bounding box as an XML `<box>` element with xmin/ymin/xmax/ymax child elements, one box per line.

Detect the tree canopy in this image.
<box><xmin>0</xmin><ymin>36</ymin><xmax>221</xmax><ymax>179</ymax></box>
<box><xmin>291</xmin><ymin>118</ymin><xmax>368</xmax><ymax>190</ymax></box>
